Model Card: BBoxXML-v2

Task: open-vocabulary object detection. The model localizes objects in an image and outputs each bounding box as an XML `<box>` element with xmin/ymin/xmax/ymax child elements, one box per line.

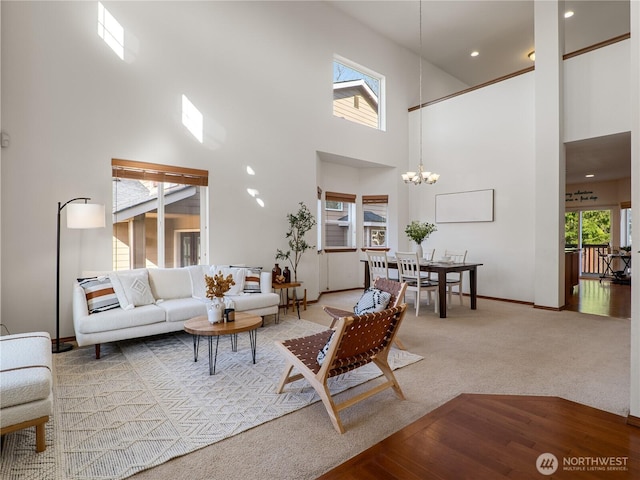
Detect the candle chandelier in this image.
<box><xmin>402</xmin><ymin>0</ymin><xmax>439</xmax><ymax>186</ymax></box>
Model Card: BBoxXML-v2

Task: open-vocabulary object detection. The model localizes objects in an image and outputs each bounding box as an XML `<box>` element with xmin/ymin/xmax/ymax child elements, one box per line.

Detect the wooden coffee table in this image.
<box><xmin>184</xmin><ymin>312</ymin><xmax>262</xmax><ymax>375</ymax></box>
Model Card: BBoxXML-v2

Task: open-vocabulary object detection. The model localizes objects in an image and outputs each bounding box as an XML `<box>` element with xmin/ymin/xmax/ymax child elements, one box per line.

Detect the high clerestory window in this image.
<box><xmin>333</xmin><ymin>55</ymin><xmax>385</xmax><ymax>131</ymax></box>
<box><xmin>112</xmin><ymin>159</ymin><xmax>209</xmax><ymax>270</ymax></box>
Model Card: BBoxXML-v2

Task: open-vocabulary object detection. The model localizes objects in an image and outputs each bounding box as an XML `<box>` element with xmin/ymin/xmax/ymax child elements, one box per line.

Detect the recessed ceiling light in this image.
<box><xmin>470</xmin><ymin>51</ymin><xmax>479</xmax><ymax>57</ymax></box>
<box><xmin>585</xmin><ymin>174</ymin><xmax>595</xmax><ymax>178</ymax></box>
<box><xmin>564</xmin><ymin>11</ymin><xmax>574</xmax><ymax>19</ymax></box>
<box><xmin>246</xmin><ymin>166</ymin><xmax>255</xmax><ymax>175</ymax></box>
<box><xmin>256</xmin><ymin>198</ymin><xmax>265</xmax><ymax>207</ymax></box>
<box><xmin>247</xmin><ymin>188</ymin><xmax>259</xmax><ymax>197</ymax></box>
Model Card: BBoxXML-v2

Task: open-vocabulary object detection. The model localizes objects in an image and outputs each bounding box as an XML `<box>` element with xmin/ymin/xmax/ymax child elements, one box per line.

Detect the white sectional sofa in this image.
<box><xmin>73</xmin><ymin>265</ymin><xmax>280</xmax><ymax>359</ymax></box>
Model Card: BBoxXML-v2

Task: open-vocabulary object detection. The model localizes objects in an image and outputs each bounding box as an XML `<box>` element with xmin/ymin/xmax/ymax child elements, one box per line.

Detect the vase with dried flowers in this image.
<box><xmin>205</xmin><ymin>272</ymin><xmax>235</xmax><ymax>323</ymax></box>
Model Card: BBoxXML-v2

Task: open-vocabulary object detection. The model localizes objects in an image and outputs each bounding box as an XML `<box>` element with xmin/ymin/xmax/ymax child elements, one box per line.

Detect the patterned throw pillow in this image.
<box><xmin>243</xmin><ymin>267</ymin><xmax>263</xmax><ymax>293</ymax></box>
<box><xmin>317</xmin><ymin>331</ymin><xmax>335</xmax><ymax>366</ymax></box>
<box><xmin>109</xmin><ymin>270</ymin><xmax>156</xmax><ymax>310</ymax></box>
<box><xmin>353</xmin><ymin>287</ymin><xmax>392</xmax><ymax>315</ymax></box>
<box><xmin>78</xmin><ymin>277</ymin><xmax>120</xmax><ymax>314</ymax></box>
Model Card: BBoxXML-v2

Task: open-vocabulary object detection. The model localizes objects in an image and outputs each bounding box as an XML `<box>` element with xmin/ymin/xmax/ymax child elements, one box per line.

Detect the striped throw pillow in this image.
<box><xmin>243</xmin><ymin>267</ymin><xmax>263</xmax><ymax>293</ymax></box>
<box><xmin>78</xmin><ymin>277</ymin><xmax>120</xmax><ymax>314</ymax></box>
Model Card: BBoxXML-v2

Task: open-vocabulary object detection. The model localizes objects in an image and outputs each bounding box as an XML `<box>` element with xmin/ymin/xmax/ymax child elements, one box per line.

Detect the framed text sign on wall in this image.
<box><xmin>435</xmin><ymin>189</ymin><xmax>494</xmax><ymax>223</ymax></box>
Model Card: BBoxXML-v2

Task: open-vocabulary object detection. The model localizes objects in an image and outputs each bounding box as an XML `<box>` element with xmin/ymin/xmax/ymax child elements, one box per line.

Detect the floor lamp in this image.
<box><xmin>54</xmin><ymin>197</ymin><xmax>105</xmax><ymax>354</ymax></box>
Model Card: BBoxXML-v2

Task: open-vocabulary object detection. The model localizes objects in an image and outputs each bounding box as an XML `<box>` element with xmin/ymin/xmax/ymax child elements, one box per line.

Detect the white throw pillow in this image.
<box><xmin>187</xmin><ymin>265</ymin><xmax>209</xmax><ymax>299</ymax></box>
<box><xmin>109</xmin><ymin>270</ymin><xmax>156</xmax><ymax>310</ymax></box>
<box><xmin>211</xmin><ymin>267</ymin><xmax>246</xmax><ymax>296</ymax></box>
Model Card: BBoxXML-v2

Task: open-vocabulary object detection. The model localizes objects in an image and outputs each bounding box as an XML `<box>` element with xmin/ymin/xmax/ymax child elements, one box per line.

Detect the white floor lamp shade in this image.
<box><xmin>67</xmin><ymin>203</ymin><xmax>106</xmax><ymax>229</ymax></box>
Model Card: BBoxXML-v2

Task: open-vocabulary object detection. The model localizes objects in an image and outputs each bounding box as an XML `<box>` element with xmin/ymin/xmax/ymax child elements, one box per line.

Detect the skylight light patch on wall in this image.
<box><xmin>97</xmin><ymin>2</ymin><xmax>124</xmax><ymax>60</ymax></box>
<box><xmin>181</xmin><ymin>94</ymin><xmax>204</xmax><ymax>143</ymax></box>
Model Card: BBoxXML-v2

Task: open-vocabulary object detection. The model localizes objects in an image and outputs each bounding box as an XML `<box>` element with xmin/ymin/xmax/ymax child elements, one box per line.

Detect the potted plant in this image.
<box><xmin>276</xmin><ymin>202</ymin><xmax>316</xmax><ymax>282</ymax></box>
<box><xmin>405</xmin><ymin>220</ymin><xmax>437</xmax><ymax>258</ymax></box>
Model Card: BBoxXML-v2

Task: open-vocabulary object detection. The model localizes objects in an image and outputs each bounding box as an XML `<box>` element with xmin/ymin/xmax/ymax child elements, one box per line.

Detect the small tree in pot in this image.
<box><xmin>275</xmin><ymin>202</ymin><xmax>317</xmax><ymax>282</ymax></box>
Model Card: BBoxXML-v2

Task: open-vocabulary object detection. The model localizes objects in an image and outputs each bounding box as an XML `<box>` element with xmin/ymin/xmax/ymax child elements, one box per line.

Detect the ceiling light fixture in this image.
<box><xmin>528</xmin><ymin>51</ymin><xmax>535</xmax><ymax>61</ymax></box>
<box><xmin>564</xmin><ymin>10</ymin><xmax>574</xmax><ymax>18</ymax></box>
<box><xmin>470</xmin><ymin>51</ymin><xmax>479</xmax><ymax>57</ymax></box>
<box><xmin>585</xmin><ymin>174</ymin><xmax>595</xmax><ymax>178</ymax></box>
<box><xmin>402</xmin><ymin>0</ymin><xmax>439</xmax><ymax>186</ymax></box>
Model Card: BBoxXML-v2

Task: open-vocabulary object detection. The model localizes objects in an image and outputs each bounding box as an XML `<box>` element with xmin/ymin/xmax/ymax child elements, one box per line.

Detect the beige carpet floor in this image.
<box><xmin>127</xmin><ymin>292</ymin><xmax>630</xmax><ymax>480</ymax></box>
<box><xmin>0</xmin><ymin>314</ymin><xmax>421</xmax><ymax>480</ymax></box>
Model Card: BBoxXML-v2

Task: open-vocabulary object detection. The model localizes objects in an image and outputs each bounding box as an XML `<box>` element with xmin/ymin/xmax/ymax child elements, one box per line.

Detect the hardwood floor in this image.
<box><xmin>317</xmin><ymin>394</ymin><xmax>640</xmax><ymax>480</ymax></box>
<box><xmin>565</xmin><ymin>278</ymin><xmax>631</xmax><ymax>319</ymax></box>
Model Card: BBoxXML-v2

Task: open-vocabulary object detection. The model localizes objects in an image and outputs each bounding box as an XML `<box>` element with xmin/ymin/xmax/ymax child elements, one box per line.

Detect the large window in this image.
<box><xmin>362</xmin><ymin>195</ymin><xmax>388</xmax><ymax>248</ymax></box>
<box><xmin>112</xmin><ymin>159</ymin><xmax>208</xmax><ymax>270</ymax></box>
<box><xmin>333</xmin><ymin>55</ymin><xmax>385</xmax><ymax>131</ymax></box>
<box><xmin>324</xmin><ymin>191</ymin><xmax>356</xmax><ymax>249</ymax></box>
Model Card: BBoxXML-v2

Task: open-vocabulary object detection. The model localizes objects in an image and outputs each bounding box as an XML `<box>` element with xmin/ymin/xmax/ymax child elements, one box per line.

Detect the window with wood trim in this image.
<box><xmin>324</xmin><ymin>191</ymin><xmax>356</xmax><ymax>249</ymax></box>
<box><xmin>363</xmin><ymin>195</ymin><xmax>388</xmax><ymax>248</ymax></box>
<box><xmin>112</xmin><ymin>159</ymin><xmax>208</xmax><ymax>270</ymax></box>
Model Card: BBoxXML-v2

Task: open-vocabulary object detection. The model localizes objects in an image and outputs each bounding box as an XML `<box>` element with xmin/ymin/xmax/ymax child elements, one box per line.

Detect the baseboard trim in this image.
<box><xmin>319</xmin><ymin>289</ymin><xmax>537</xmax><ymax>308</ymax></box>
<box><xmin>477</xmin><ymin>295</ymin><xmax>533</xmax><ymax>306</ymax></box>
<box><xmin>533</xmin><ymin>304</ymin><xmax>563</xmax><ymax>311</ymax></box>
<box><xmin>627</xmin><ymin>415</ymin><xmax>640</xmax><ymax>428</ymax></box>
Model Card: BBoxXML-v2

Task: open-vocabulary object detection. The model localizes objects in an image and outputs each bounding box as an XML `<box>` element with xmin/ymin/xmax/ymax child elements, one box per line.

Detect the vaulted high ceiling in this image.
<box><xmin>327</xmin><ymin>0</ymin><xmax>631</xmax><ymax>183</ymax></box>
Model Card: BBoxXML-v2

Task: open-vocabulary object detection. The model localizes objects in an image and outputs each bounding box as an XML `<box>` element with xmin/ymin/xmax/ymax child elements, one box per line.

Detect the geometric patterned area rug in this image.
<box><xmin>0</xmin><ymin>317</ymin><xmax>422</xmax><ymax>480</ymax></box>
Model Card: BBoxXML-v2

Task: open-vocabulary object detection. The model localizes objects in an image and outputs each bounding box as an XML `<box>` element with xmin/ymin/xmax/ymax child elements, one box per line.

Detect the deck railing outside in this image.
<box><xmin>567</xmin><ymin>244</ymin><xmax>610</xmax><ymax>276</ymax></box>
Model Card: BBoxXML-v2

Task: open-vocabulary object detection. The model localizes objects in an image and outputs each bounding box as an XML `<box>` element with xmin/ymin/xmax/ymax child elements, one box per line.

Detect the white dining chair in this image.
<box><xmin>443</xmin><ymin>249</ymin><xmax>468</xmax><ymax>305</ymax></box>
<box><xmin>365</xmin><ymin>250</ymin><xmax>388</xmax><ymax>284</ymax></box>
<box><xmin>395</xmin><ymin>251</ymin><xmax>438</xmax><ymax>315</ymax></box>
<box><xmin>423</xmin><ymin>249</ymin><xmax>437</xmax><ymax>282</ymax></box>
<box><xmin>366</xmin><ymin>250</ymin><xmax>399</xmax><ymax>283</ymax></box>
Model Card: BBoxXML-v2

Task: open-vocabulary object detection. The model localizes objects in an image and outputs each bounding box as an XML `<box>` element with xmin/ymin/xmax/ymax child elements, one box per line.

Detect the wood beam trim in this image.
<box><xmin>409</xmin><ymin>33</ymin><xmax>631</xmax><ymax>112</ymax></box>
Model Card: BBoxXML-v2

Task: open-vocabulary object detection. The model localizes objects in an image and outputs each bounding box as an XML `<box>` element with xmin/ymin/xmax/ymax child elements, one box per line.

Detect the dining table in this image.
<box><xmin>364</xmin><ymin>257</ymin><xmax>483</xmax><ymax>319</ymax></box>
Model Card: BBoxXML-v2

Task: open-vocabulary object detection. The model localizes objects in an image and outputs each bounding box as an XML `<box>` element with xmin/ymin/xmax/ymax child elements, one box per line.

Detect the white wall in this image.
<box><xmin>408</xmin><ymin>73</ymin><xmax>537</xmax><ymax>302</ymax></box>
<box><xmin>564</xmin><ymin>40</ymin><xmax>631</xmax><ymax>142</ymax></box>
<box><xmin>407</xmin><ymin>40</ymin><xmax>632</xmax><ymax>304</ymax></box>
<box><xmin>0</xmin><ymin>1</ymin><xmax>463</xmax><ymax>337</ymax></box>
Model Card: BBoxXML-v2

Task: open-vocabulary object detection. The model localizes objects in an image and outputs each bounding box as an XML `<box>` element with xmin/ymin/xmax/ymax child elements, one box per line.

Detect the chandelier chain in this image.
<box><xmin>402</xmin><ymin>0</ymin><xmax>439</xmax><ymax>185</ymax></box>
<box><xmin>419</xmin><ymin>0</ymin><xmax>423</xmax><ymax>168</ymax></box>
